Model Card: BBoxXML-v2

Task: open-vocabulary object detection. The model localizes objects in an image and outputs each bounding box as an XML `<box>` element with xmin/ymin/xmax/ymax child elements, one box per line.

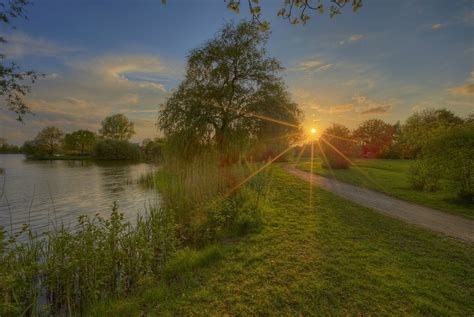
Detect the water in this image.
<box><xmin>0</xmin><ymin>154</ymin><xmax>159</xmax><ymax>235</ymax></box>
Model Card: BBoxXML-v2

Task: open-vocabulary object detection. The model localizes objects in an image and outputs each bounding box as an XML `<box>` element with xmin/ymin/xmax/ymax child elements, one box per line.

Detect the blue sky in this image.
<box><xmin>1</xmin><ymin>0</ymin><xmax>473</xmax><ymax>144</ymax></box>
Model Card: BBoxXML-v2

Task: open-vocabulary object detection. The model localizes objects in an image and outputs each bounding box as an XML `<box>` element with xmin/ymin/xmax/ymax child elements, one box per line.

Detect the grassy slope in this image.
<box><xmin>89</xmin><ymin>167</ymin><xmax>473</xmax><ymax>316</ymax></box>
<box><xmin>298</xmin><ymin>159</ymin><xmax>473</xmax><ymax>219</ymax></box>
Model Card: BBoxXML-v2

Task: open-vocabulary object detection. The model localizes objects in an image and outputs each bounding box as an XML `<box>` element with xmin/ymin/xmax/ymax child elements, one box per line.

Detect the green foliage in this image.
<box><xmin>0</xmin><ymin>204</ymin><xmax>177</xmax><ymax>315</ymax></box>
<box><xmin>399</xmin><ymin>108</ymin><xmax>464</xmax><ymax>158</ymax></box>
<box><xmin>298</xmin><ymin>159</ymin><xmax>473</xmax><ymax>218</ymax></box>
<box><xmin>63</xmin><ymin>129</ymin><xmax>96</xmax><ymax>155</ymax></box>
<box><xmin>158</xmin><ymin>21</ymin><xmax>301</xmax><ymax>164</ymax></box>
<box><xmin>141</xmin><ymin>138</ymin><xmax>164</xmax><ymax>162</ymax></box>
<box><xmin>89</xmin><ymin>167</ymin><xmax>474</xmax><ymax>316</ymax></box>
<box><xmin>22</xmin><ymin>126</ymin><xmax>65</xmax><ymax>158</ymax></box>
<box><xmin>34</xmin><ymin>126</ymin><xmax>64</xmax><ymax>156</ymax></box>
<box><xmin>154</xmin><ymin>151</ymin><xmax>269</xmax><ymax>244</ymax></box>
<box><xmin>421</xmin><ymin>126</ymin><xmax>474</xmax><ymax>200</ymax></box>
<box><xmin>353</xmin><ymin>119</ymin><xmax>395</xmax><ymax>158</ymax></box>
<box><xmin>99</xmin><ymin>114</ymin><xmax>135</xmax><ymax>141</ymax></box>
<box><xmin>408</xmin><ymin>159</ymin><xmax>440</xmax><ymax>192</ymax></box>
<box><xmin>0</xmin><ymin>157</ymin><xmax>271</xmax><ymax>315</ymax></box>
<box><xmin>93</xmin><ymin>139</ymin><xmax>141</xmax><ymax>161</ymax></box>
<box><xmin>0</xmin><ymin>139</ymin><xmax>21</xmax><ymax>154</ymax></box>
<box><xmin>320</xmin><ymin>123</ymin><xmax>354</xmax><ymax>169</ymax></box>
<box><xmin>0</xmin><ymin>0</ymin><xmax>40</xmax><ymax>121</ymax></box>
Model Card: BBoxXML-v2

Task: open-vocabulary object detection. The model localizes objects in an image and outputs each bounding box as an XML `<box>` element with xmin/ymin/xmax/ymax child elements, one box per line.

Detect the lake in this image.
<box><xmin>0</xmin><ymin>154</ymin><xmax>159</xmax><ymax>235</ymax></box>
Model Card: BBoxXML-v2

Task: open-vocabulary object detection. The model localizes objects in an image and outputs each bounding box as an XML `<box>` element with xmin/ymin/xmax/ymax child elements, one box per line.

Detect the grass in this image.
<box><xmin>298</xmin><ymin>158</ymin><xmax>474</xmax><ymax>219</ymax></box>
<box><xmin>88</xmin><ymin>166</ymin><xmax>474</xmax><ymax>316</ymax></box>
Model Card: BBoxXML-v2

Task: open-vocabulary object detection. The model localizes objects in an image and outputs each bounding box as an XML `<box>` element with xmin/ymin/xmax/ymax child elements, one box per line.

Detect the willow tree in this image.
<box><xmin>158</xmin><ymin>21</ymin><xmax>302</xmax><ymax>164</ymax></box>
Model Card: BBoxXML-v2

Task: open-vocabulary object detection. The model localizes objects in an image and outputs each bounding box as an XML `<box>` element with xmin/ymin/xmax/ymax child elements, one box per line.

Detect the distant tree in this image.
<box><xmin>0</xmin><ymin>139</ymin><xmax>21</xmax><ymax>154</ymax></box>
<box><xmin>99</xmin><ymin>114</ymin><xmax>135</xmax><ymax>141</ymax></box>
<box><xmin>64</xmin><ymin>130</ymin><xmax>96</xmax><ymax>155</ymax></box>
<box><xmin>93</xmin><ymin>139</ymin><xmax>141</xmax><ymax>161</ymax></box>
<box><xmin>158</xmin><ymin>21</ymin><xmax>301</xmax><ymax>164</ymax></box>
<box><xmin>142</xmin><ymin>138</ymin><xmax>164</xmax><ymax>161</ymax></box>
<box><xmin>1</xmin><ymin>0</ymin><xmax>40</xmax><ymax>121</ymax></box>
<box><xmin>379</xmin><ymin>121</ymin><xmax>403</xmax><ymax>159</ymax></box>
<box><xmin>399</xmin><ymin>108</ymin><xmax>464</xmax><ymax>158</ymax></box>
<box><xmin>34</xmin><ymin>126</ymin><xmax>64</xmax><ymax>156</ymax></box>
<box><xmin>465</xmin><ymin>113</ymin><xmax>474</xmax><ymax>125</ymax></box>
<box><xmin>319</xmin><ymin>123</ymin><xmax>353</xmax><ymax>168</ymax></box>
<box><xmin>353</xmin><ymin>119</ymin><xmax>394</xmax><ymax>158</ymax></box>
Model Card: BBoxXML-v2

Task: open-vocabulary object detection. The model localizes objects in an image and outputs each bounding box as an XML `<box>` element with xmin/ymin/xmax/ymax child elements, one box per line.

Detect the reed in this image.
<box><xmin>0</xmin><ymin>156</ymin><xmax>273</xmax><ymax>315</ymax></box>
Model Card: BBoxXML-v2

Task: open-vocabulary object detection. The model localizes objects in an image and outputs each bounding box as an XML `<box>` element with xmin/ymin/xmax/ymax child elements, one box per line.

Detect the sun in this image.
<box><xmin>310</xmin><ymin>128</ymin><xmax>317</xmax><ymax>135</ymax></box>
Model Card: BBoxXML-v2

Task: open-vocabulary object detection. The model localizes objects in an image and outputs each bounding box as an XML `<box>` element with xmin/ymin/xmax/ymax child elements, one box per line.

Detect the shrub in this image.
<box><xmin>408</xmin><ymin>160</ymin><xmax>440</xmax><ymax>192</ymax></box>
<box><xmin>422</xmin><ymin>126</ymin><xmax>474</xmax><ymax>201</ymax></box>
<box><xmin>93</xmin><ymin>139</ymin><xmax>141</xmax><ymax>161</ymax></box>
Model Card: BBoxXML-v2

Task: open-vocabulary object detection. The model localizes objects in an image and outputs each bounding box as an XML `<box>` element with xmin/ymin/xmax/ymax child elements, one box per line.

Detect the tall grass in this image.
<box><xmin>1</xmin><ymin>153</ymin><xmax>274</xmax><ymax>315</ymax></box>
<box><xmin>0</xmin><ymin>203</ymin><xmax>176</xmax><ymax>316</ymax></box>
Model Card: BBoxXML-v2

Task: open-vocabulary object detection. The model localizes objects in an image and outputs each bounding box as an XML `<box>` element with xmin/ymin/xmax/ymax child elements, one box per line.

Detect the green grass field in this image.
<box><xmin>298</xmin><ymin>159</ymin><xmax>473</xmax><ymax>219</ymax></box>
<box><xmin>89</xmin><ymin>167</ymin><xmax>474</xmax><ymax>316</ymax></box>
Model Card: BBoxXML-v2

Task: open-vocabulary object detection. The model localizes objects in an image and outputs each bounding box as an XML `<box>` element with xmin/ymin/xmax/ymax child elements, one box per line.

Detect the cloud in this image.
<box><xmin>431</xmin><ymin>23</ymin><xmax>446</xmax><ymax>30</ymax></box>
<box><xmin>448</xmin><ymin>71</ymin><xmax>474</xmax><ymax>96</ymax></box>
<box><xmin>2</xmin><ymin>31</ymin><xmax>79</xmax><ymax>59</ymax></box>
<box><xmin>352</xmin><ymin>95</ymin><xmax>367</xmax><ymax>104</ymax></box>
<box><xmin>352</xmin><ymin>94</ymin><xmax>393</xmax><ymax>115</ymax></box>
<box><xmin>2</xmin><ymin>51</ymin><xmax>178</xmax><ymax>143</ymax></box>
<box><xmin>71</xmin><ymin>55</ymin><xmax>171</xmax><ymax>92</ymax></box>
<box><xmin>360</xmin><ymin>105</ymin><xmax>390</xmax><ymax>115</ymax></box>
<box><xmin>328</xmin><ymin>103</ymin><xmax>353</xmax><ymax>114</ymax></box>
<box><xmin>292</xmin><ymin>60</ymin><xmax>334</xmax><ymax>73</ymax></box>
<box><xmin>339</xmin><ymin>34</ymin><xmax>365</xmax><ymax>45</ymax></box>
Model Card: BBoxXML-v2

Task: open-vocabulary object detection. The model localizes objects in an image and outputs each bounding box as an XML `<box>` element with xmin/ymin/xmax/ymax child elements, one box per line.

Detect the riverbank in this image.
<box><xmin>89</xmin><ymin>166</ymin><xmax>474</xmax><ymax>315</ymax></box>
<box><xmin>26</xmin><ymin>155</ymin><xmax>93</xmax><ymax>161</ymax></box>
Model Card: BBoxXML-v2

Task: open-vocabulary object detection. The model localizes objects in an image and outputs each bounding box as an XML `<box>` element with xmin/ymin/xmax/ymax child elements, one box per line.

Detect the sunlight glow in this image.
<box><xmin>227</xmin><ymin>145</ymin><xmax>295</xmax><ymax>196</ymax></box>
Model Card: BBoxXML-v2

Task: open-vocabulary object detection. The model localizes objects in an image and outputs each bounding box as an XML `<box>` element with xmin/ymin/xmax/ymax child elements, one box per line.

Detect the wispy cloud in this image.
<box><xmin>352</xmin><ymin>95</ymin><xmax>393</xmax><ymax>115</ymax></box>
<box><xmin>360</xmin><ymin>104</ymin><xmax>391</xmax><ymax>115</ymax></box>
<box><xmin>448</xmin><ymin>71</ymin><xmax>474</xmax><ymax>96</ymax></box>
<box><xmin>3</xmin><ymin>31</ymin><xmax>80</xmax><ymax>59</ymax></box>
<box><xmin>431</xmin><ymin>23</ymin><xmax>446</xmax><ymax>30</ymax></box>
<box><xmin>339</xmin><ymin>34</ymin><xmax>365</xmax><ymax>45</ymax></box>
<box><xmin>2</xmin><ymin>49</ymin><xmax>179</xmax><ymax>143</ymax></box>
<box><xmin>328</xmin><ymin>103</ymin><xmax>353</xmax><ymax>114</ymax></box>
<box><xmin>292</xmin><ymin>60</ymin><xmax>334</xmax><ymax>73</ymax></box>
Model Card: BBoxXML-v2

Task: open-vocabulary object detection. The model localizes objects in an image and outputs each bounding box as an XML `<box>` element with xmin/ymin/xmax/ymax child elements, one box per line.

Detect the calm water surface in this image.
<box><xmin>0</xmin><ymin>154</ymin><xmax>159</xmax><ymax>234</ymax></box>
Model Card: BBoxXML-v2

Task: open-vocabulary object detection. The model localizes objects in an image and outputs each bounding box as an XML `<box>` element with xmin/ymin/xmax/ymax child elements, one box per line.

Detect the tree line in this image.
<box><xmin>317</xmin><ymin>109</ymin><xmax>473</xmax><ymax>200</ymax></box>
<box><xmin>16</xmin><ymin>113</ymin><xmax>163</xmax><ymax>161</ymax></box>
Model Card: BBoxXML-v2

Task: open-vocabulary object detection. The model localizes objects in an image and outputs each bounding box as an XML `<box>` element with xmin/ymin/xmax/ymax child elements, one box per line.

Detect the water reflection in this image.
<box><xmin>0</xmin><ymin>154</ymin><xmax>159</xmax><ymax>235</ymax></box>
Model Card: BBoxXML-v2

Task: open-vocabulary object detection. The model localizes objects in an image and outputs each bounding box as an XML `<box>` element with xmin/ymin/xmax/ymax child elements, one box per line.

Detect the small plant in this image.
<box><xmin>408</xmin><ymin>160</ymin><xmax>440</xmax><ymax>192</ymax></box>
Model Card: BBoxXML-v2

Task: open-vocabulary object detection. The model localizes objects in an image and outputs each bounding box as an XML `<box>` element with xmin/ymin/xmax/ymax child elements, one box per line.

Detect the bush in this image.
<box><xmin>422</xmin><ymin>126</ymin><xmax>474</xmax><ymax>201</ymax></box>
<box><xmin>93</xmin><ymin>139</ymin><xmax>141</xmax><ymax>161</ymax></box>
<box><xmin>408</xmin><ymin>160</ymin><xmax>440</xmax><ymax>192</ymax></box>
<box><xmin>22</xmin><ymin>140</ymin><xmax>49</xmax><ymax>159</ymax></box>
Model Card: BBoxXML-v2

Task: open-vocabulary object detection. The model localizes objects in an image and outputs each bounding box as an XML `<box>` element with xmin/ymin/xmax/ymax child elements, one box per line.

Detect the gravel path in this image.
<box><xmin>284</xmin><ymin>165</ymin><xmax>474</xmax><ymax>243</ymax></box>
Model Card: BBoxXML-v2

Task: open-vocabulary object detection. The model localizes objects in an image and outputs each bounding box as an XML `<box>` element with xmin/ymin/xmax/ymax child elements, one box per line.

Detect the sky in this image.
<box><xmin>0</xmin><ymin>0</ymin><xmax>473</xmax><ymax>145</ymax></box>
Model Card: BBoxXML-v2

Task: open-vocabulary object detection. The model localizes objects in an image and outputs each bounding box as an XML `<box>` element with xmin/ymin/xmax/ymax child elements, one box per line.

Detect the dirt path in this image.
<box><xmin>284</xmin><ymin>165</ymin><xmax>474</xmax><ymax>243</ymax></box>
